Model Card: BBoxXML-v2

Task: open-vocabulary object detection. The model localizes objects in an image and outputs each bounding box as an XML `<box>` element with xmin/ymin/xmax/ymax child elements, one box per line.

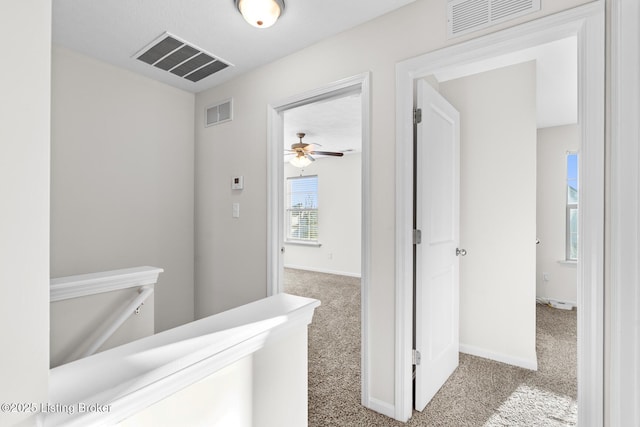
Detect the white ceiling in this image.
<box><xmin>280</xmin><ymin>37</ymin><xmax>578</xmax><ymax>156</ymax></box>
<box><xmin>434</xmin><ymin>36</ymin><xmax>578</xmax><ymax>128</ymax></box>
<box><xmin>283</xmin><ymin>93</ymin><xmax>362</xmax><ymax>156</ymax></box>
<box><xmin>53</xmin><ymin>1</ymin><xmax>575</xmax><ymax>152</ymax></box>
<box><xmin>52</xmin><ymin>0</ymin><xmax>415</xmax><ymax>94</ymax></box>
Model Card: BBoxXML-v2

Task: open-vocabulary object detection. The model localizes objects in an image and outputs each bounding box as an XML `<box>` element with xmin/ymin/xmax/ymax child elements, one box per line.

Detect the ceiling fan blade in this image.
<box><xmin>311</xmin><ymin>151</ymin><xmax>344</xmax><ymax>157</ymax></box>
<box><xmin>292</xmin><ymin>133</ymin><xmax>343</xmax><ymax>158</ymax></box>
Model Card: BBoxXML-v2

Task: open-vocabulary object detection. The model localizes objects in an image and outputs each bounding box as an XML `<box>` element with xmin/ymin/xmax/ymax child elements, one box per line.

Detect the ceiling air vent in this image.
<box><xmin>135</xmin><ymin>33</ymin><xmax>231</xmax><ymax>83</ymax></box>
<box><xmin>205</xmin><ymin>99</ymin><xmax>233</xmax><ymax>127</ymax></box>
<box><xmin>447</xmin><ymin>0</ymin><xmax>540</xmax><ymax>39</ymax></box>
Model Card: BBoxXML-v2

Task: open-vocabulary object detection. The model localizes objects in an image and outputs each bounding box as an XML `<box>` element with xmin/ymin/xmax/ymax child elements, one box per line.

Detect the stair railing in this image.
<box><xmin>50</xmin><ymin>266</ymin><xmax>163</xmax><ymax>364</ymax></box>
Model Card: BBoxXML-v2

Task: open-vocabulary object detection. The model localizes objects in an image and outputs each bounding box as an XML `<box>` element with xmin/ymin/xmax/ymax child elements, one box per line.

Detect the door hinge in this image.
<box><xmin>413</xmin><ymin>229</ymin><xmax>422</xmax><ymax>245</ymax></box>
<box><xmin>413</xmin><ymin>108</ymin><xmax>422</xmax><ymax>124</ymax></box>
<box><xmin>412</xmin><ymin>349</ymin><xmax>422</xmax><ymax>366</ymax></box>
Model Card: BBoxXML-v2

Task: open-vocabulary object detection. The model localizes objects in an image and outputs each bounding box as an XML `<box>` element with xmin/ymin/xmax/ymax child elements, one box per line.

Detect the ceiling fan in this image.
<box><xmin>286</xmin><ymin>132</ymin><xmax>344</xmax><ymax>167</ymax></box>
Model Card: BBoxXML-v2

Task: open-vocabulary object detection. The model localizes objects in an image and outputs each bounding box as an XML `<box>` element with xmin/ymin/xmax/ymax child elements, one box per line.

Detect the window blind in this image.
<box><xmin>286</xmin><ymin>175</ymin><xmax>319</xmax><ymax>241</ymax></box>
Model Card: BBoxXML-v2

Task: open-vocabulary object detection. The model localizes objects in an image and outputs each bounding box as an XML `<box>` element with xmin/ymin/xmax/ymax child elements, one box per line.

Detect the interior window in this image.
<box><xmin>566</xmin><ymin>153</ymin><xmax>579</xmax><ymax>261</ymax></box>
<box><xmin>286</xmin><ymin>175</ymin><xmax>319</xmax><ymax>242</ymax></box>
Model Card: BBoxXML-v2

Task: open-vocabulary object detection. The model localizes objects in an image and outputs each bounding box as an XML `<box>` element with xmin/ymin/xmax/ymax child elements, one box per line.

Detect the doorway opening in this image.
<box><xmin>411</xmin><ymin>44</ymin><xmax>580</xmax><ymax>422</ymax></box>
<box><xmin>266</xmin><ymin>72</ymin><xmax>373</xmax><ymax>407</ymax></box>
<box><xmin>396</xmin><ymin>3</ymin><xmax>604</xmax><ymax>424</ymax></box>
<box><xmin>280</xmin><ymin>92</ymin><xmax>364</xmax><ymax>421</ymax></box>
<box><xmin>281</xmin><ymin>92</ymin><xmax>362</xmax><ymax>278</ymax></box>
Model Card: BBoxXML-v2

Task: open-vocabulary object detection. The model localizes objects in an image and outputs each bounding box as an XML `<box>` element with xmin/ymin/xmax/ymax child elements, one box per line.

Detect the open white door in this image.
<box><xmin>414</xmin><ymin>80</ymin><xmax>461</xmax><ymax>411</ymax></box>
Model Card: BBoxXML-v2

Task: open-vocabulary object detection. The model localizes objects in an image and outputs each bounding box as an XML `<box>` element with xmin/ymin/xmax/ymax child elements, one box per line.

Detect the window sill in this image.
<box><xmin>285</xmin><ymin>240</ymin><xmax>322</xmax><ymax>247</ymax></box>
<box><xmin>558</xmin><ymin>259</ymin><xmax>578</xmax><ymax>265</ymax></box>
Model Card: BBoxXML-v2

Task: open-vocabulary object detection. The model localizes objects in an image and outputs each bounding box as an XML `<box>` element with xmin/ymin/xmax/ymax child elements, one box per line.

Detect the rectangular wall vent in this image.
<box><xmin>205</xmin><ymin>99</ymin><xmax>233</xmax><ymax>127</ymax></box>
<box><xmin>447</xmin><ymin>0</ymin><xmax>540</xmax><ymax>39</ymax></box>
<box><xmin>135</xmin><ymin>33</ymin><xmax>232</xmax><ymax>83</ymax></box>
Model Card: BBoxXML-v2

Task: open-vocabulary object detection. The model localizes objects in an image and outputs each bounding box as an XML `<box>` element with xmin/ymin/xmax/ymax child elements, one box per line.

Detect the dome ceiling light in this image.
<box><xmin>235</xmin><ymin>0</ymin><xmax>285</xmax><ymax>29</ymax></box>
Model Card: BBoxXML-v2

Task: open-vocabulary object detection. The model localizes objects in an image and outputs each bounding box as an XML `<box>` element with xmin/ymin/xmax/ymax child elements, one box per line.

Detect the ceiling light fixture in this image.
<box><xmin>235</xmin><ymin>0</ymin><xmax>285</xmax><ymax>29</ymax></box>
<box><xmin>289</xmin><ymin>154</ymin><xmax>312</xmax><ymax>168</ymax></box>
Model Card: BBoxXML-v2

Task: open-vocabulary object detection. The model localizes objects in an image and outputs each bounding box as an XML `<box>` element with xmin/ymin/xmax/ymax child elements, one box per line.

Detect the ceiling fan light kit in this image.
<box><xmin>235</xmin><ymin>0</ymin><xmax>285</xmax><ymax>28</ymax></box>
<box><xmin>289</xmin><ymin>155</ymin><xmax>313</xmax><ymax>168</ymax></box>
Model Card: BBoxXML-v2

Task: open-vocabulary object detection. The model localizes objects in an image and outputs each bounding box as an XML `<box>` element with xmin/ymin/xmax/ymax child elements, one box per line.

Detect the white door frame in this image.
<box><xmin>395</xmin><ymin>2</ymin><xmax>604</xmax><ymax>424</ymax></box>
<box><xmin>266</xmin><ymin>72</ymin><xmax>373</xmax><ymax>406</ymax></box>
<box><xmin>610</xmin><ymin>0</ymin><xmax>640</xmax><ymax>425</ymax></box>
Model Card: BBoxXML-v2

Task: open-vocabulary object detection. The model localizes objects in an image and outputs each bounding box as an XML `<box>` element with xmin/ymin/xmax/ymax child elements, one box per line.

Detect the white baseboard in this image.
<box><xmin>364</xmin><ymin>396</ymin><xmax>396</xmax><ymax>419</ymax></box>
<box><xmin>460</xmin><ymin>343</ymin><xmax>538</xmax><ymax>371</ymax></box>
<box><xmin>536</xmin><ymin>297</ymin><xmax>577</xmax><ymax>309</ymax></box>
<box><xmin>283</xmin><ymin>264</ymin><xmax>361</xmax><ymax>278</ymax></box>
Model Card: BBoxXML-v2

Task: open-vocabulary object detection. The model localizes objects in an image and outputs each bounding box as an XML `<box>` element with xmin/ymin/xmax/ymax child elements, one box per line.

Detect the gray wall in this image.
<box><xmin>51</xmin><ymin>46</ymin><xmax>196</xmax><ymax>333</ymax></box>
<box><xmin>193</xmin><ymin>0</ymin><xmax>590</xmax><ymax>408</ymax></box>
<box><xmin>283</xmin><ymin>154</ymin><xmax>362</xmax><ymax>277</ymax></box>
<box><xmin>0</xmin><ymin>1</ymin><xmax>51</xmax><ymax>425</ymax></box>
<box><xmin>50</xmin><ymin>287</ymin><xmax>155</xmax><ymax>368</ymax></box>
<box><xmin>536</xmin><ymin>125</ymin><xmax>579</xmax><ymax>305</ymax></box>
<box><xmin>4</xmin><ymin>0</ymin><xmax>637</xmax><ymax>425</ymax></box>
<box><xmin>440</xmin><ymin>61</ymin><xmax>538</xmax><ymax>368</ymax></box>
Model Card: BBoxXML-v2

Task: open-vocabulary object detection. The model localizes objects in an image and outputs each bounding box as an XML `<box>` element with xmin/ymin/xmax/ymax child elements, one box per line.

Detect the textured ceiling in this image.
<box><xmin>283</xmin><ymin>93</ymin><xmax>362</xmax><ymax>156</ymax></box>
<box><xmin>53</xmin><ymin>0</ymin><xmax>415</xmax><ymax>93</ymax></box>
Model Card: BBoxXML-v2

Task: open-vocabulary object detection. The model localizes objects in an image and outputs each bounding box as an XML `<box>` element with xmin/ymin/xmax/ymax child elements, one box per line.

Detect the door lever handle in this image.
<box><xmin>456</xmin><ymin>248</ymin><xmax>467</xmax><ymax>256</ymax></box>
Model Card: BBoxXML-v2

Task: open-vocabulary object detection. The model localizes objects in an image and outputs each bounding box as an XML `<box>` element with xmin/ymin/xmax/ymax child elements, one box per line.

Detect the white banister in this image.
<box><xmin>51</xmin><ymin>266</ymin><xmax>163</xmax><ymax>363</ymax></box>
<box><xmin>50</xmin><ymin>266</ymin><xmax>163</xmax><ymax>302</ymax></box>
<box><xmin>63</xmin><ymin>285</ymin><xmax>156</xmax><ymax>364</ymax></box>
<box><xmin>44</xmin><ymin>293</ymin><xmax>320</xmax><ymax>427</ymax></box>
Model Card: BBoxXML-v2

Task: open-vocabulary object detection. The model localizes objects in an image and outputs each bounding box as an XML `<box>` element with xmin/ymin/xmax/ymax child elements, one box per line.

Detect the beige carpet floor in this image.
<box><xmin>284</xmin><ymin>268</ymin><xmax>577</xmax><ymax>427</ymax></box>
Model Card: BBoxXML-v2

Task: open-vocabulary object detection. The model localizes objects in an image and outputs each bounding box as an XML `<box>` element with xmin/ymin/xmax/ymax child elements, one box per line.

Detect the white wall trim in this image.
<box><xmin>44</xmin><ymin>293</ymin><xmax>319</xmax><ymax>427</ymax></box>
<box><xmin>460</xmin><ymin>344</ymin><xmax>538</xmax><ymax>371</ymax></box>
<box><xmin>50</xmin><ymin>266</ymin><xmax>164</xmax><ymax>302</ymax></box>
<box><xmin>610</xmin><ymin>0</ymin><xmax>640</xmax><ymax>425</ymax></box>
<box><xmin>395</xmin><ymin>2</ymin><xmax>604</xmax><ymax>423</ymax></box>
<box><xmin>284</xmin><ymin>264</ymin><xmax>362</xmax><ymax>279</ymax></box>
<box><xmin>536</xmin><ymin>298</ymin><xmax>578</xmax><ymax>310</ymax></box>
<box><xmin>364</xmin><ymin>397</ymin><xmax>396</xmax><ymax>419</ymax></box>
<box><xmin>266</xmin><ymin>72</ymin><xmax>373</xmax><ymax>411</ymax></box>
<box><xmin>284</xmin><ymin>240</ymin><xmax>322</xmax><ymax>247</ymax></box>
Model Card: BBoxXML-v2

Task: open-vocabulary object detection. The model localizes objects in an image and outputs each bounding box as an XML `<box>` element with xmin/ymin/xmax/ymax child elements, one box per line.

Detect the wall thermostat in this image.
<box><xmin>231</xmin><ymin>176</ymin><xmax>244</xmax><ymax>190</ymax></box>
